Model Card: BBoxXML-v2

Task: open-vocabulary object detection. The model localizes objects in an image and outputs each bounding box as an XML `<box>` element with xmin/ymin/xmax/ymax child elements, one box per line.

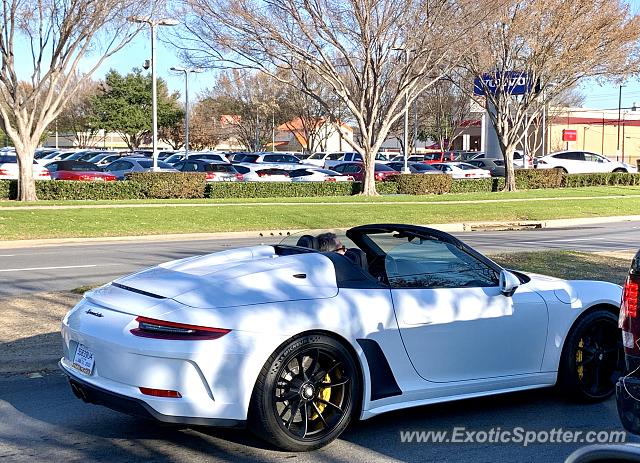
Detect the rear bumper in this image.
<box><xmin>60</xmin><ymin>361</ymin><xmax>245</xmax><ymax>428</ymax></box>
<box><xmin>616</xmin><ymin>376</ymin><xmax>640</xmax><ymax>435</ymax></box>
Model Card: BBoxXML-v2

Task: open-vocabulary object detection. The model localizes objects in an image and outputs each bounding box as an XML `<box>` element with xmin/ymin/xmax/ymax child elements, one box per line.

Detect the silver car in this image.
<box><xmin>102</xmin><ymin>157</ymin><xmax>177</xmax><ymax>180</ymax></box>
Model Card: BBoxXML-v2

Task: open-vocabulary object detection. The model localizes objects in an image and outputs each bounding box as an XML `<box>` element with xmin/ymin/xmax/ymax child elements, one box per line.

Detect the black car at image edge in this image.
<box><xmin>616</xmin><ymin>249</ymin><xmax>640</xmax><ymax>434</ymax></box>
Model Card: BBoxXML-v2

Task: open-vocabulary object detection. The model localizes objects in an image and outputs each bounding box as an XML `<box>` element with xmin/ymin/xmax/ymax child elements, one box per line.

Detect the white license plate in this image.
<box><xmin>71</xmin><ymin>343</ymin><xmax>95</xmax><ymax>375</ymax></box>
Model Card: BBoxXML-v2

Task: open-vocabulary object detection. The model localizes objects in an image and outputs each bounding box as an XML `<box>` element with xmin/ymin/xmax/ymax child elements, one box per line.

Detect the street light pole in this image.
<box><xmin>392</xmin><ymin>46</ymin><xmax>412</xmax><ymax>173</ymax></box>
<box><xmin>127</xmin><ymin>16</ymin><xmax>178</xmax><ymax>171</ymax></box>
<box><xmin>171</xmin><ymin>67</ymin><xmax>203</xmax><ymax>157</ymax></box>
<box><xmin>617</xmin><ymin>84</ymin><xmax>624</xmax><ymax>161</ymax></box>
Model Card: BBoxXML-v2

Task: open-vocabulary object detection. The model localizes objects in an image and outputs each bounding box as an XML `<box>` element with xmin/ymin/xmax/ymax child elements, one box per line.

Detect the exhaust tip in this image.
<box><xmin>69</xmin><ymin>381</ymin><xmax>89</xmax><ymax>403</ymax></box>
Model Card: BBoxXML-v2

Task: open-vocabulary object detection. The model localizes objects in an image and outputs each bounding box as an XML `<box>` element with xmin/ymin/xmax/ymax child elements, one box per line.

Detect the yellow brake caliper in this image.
<box><xmin>311</xmin><ymin>374</ymin><xmax>332</xmax><ymax>420</ymax></box>
<box><xmin>576</xmin><ymin>339</ymin><xmax>584</xmax><ymax>380</ymax></box>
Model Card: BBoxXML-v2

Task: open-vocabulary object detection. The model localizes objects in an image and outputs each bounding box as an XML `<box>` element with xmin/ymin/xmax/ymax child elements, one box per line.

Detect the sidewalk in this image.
<box><xmin>1</xmin><ymin>215</ymin><xmax>639</xmax><ymax>249</ymax></box>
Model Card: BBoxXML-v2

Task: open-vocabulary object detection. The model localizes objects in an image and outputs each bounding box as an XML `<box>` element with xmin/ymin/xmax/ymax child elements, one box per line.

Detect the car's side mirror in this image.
<box><xmin>499</xmin><ymin>269</ymin><xmax>520</xmax><ymax>297</ymax></box>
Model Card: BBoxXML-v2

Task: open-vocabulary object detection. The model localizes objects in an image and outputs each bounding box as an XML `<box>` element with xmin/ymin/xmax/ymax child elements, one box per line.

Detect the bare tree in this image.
<box><xmin>0</xmin><ymin>0</ymin><xmax>151</xmax><ymax>200</ymax></box>
<box><xmin>55</xmin><ymin>76</ymin><xmax>102</xmax><ymax>148</ymax></box>
<box><xmin>202</xmin><ymin>70</ymin><xmax>287</xmax><ymax>151</ymax></box>
<box><xmin>178</xmin><ymin>0</ymin><xmax>492</xmax><ymax>195</ymax></box>
<box><xmin>418</xmin><ymin>77</ymin><xmax>473</xmax><ymax>152</ymax></box>
<box><xmin>462</xmin><ymin>0</ymin><xmax>640</xmax><ymax>191</ymax></box>
<box><xmin>279</xmin><ymin>69</ymin><xmax>349</xmax><ymax>154</ymax></box>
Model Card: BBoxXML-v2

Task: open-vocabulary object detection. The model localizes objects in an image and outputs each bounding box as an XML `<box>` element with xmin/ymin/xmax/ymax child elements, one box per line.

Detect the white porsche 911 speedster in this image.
<box><xmin>60</xmin><ymin>224</ymin><xmax>623</xmax><ymax>451</ymax></box>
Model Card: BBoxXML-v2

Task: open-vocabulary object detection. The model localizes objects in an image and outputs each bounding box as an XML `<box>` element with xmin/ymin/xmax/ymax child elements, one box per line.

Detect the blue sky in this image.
<box><xmin>40</xmin><ymin>0</ymin><xmax>640</xmax><ymax>110</ymax></box>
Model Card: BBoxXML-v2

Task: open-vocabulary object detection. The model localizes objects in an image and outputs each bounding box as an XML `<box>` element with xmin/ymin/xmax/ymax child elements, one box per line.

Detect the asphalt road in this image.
<box><xmin>1</xmin><ymin>220</ymin><xmax>639</xmax><ymax>298</ymax></box>
<box><xmin>0</xmin><ymin>372</ymin><xmax>635</xmax><ymax>463</ymax></box>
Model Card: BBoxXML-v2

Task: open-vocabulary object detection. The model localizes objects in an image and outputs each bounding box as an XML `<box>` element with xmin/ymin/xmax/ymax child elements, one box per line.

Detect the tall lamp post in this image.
<box><xmin>617</xmin><ymin>84</ymin><xmax>625</xmax><ymax>161</ymax></box>
<box><xmin>392</xmin><ymin>46</ymin><xmax>412</xmax><ymax>173</ymax></box>
<box><xmin>170</xmin><ymin>67</ymin><xmax>203</xmax><ymax>157</ymax></box>
<box><xmin>127</xmin><ymin>16</ymin><xmax>179</xmax><ymax>171</ymax></box>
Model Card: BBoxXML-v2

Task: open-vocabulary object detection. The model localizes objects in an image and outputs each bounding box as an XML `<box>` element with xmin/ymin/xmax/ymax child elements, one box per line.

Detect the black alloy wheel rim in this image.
<box><xmin>273</xmin><ymin>347</ymin><xmax>352</xmax><ymax>440</ymax></box>
<box><xmin>575</xmin><ymin>318</ymin><xmax>623</xmax><ymax>398</ymax></box>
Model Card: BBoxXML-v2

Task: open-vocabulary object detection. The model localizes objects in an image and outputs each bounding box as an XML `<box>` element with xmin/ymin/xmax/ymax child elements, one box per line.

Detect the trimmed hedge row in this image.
<box><xmin>562</xmin><ymin>172</ymin><xmax>640</xmax><ymax>188</ymax></box>
<box><xmin>126</xmin><ymin>172</ymin><xmax>207</xmax><ymax>199</ymax></box>
<box><xmin>391</xmin><ymin>174</ymin><xmax>451</xmax><ymax>195</ymax></box>
<box><xmin>0</xmin><ymin>170</ymin><xmax>639</xmax><ymax>200</ymax></box>
<box><xmin>206</xmin><ymin>180</ymin><xmax>398</xmax><ymax>198</ymax></box>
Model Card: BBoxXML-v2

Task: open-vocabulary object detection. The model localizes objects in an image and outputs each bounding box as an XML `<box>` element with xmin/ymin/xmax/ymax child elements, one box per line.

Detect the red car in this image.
<box><xmin>46</xmin><ymin>160</ymin><xmax>117</xmax><ymax>181</ymax></box>
<box><xmin>331</xmin><ymin>162</ymin><xmax>399</xmax><ymax>181</ymax></box>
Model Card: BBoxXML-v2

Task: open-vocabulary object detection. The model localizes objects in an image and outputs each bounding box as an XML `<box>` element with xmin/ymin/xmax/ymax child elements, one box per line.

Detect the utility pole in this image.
<box><xmin>171</xmin><ymin>67</ymin><xmax>203</xmax><ymax>156</ymax></box>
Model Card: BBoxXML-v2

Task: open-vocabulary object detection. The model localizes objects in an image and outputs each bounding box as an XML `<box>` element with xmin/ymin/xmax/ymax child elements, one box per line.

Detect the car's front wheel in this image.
<box><xmin>559</xmin><ymin>309</ymin><xmax>623</xmax><ymax>402</ymax></box>
<box><xmin>249</xmin><ymin>334</ymin><xmax>359</xmax><ymax>451</ymax></box>
<box><xmin>613</xmin><ymin>168</ymin><xmax>628</xmax><ymax>173</ymax></box>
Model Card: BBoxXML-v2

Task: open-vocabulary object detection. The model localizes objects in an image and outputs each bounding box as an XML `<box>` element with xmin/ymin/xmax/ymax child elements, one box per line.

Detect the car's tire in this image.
<box><xmin>613</xmin><ymin>168</ymin><xmax>627</xmax><ymax>173</ymax></box>
<box><xmin>249</xmin><ymin>333</ymin><xmax>360</xmax><ymax>451</ymax></box>
<box><xmin>559</xmin><ymin>167</ymin><xmax>569</xmax><ymax>174</ymax></box>
<box><xmin>558</xmin><ymin>309</ymin><xmax>623</xmax><ymax>402</ymax></box>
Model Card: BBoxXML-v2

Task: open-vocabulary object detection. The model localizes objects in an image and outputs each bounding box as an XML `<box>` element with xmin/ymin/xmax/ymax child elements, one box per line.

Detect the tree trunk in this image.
<box><xmin>360</xmin><ymin>146</ymin><xmax>379</xmax><ymax>196</ymax></box>
<box><xmin>16</xmin><ymin>143</ymin><xmax>38</xmax><ymax>201</ymax></box>
<box><xmin>502</xmin><ymin>143</ymin><xmax>517</xmax><ymax>192</ymax></box>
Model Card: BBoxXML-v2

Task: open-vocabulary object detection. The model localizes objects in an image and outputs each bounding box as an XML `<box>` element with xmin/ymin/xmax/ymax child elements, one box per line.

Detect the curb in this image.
<box><xmin>0</xmin><ymin>215</ymin><xmax>639</xmax><ymax>249</ymax></box>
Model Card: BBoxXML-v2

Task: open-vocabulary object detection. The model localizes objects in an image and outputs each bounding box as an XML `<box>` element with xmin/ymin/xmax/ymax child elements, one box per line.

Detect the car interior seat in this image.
<box><xmin>344</xmin><ymin>248</ymin><xmax>369</xmax><ymax>273</ymax></box>
<box><xmin>296</xmin><ymin>235</ymin><xmax>320</xmax><ymax>250</ymax></box>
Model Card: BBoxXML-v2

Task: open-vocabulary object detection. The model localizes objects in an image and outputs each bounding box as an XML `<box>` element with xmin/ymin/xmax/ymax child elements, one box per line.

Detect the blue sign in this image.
<box><xmin>473</xmin><ymin>72</ymin><xmax>539</xmax><ymax>96</ymax></box>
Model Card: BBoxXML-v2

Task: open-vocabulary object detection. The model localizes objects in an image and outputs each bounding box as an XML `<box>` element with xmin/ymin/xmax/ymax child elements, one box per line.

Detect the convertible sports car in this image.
<box><xmin>60</xmin><ymin>224</ymin><xmax>623</xmax><ymax>451</ymax></box>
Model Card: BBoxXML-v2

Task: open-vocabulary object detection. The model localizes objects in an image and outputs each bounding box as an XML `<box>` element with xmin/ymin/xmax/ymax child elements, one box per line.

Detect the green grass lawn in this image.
<box><xmin>491</xmin><ymin>251</ymin><xmax>631</xmax><ymax>285</ymax></box>
<box><xmin>1</xmin><ymin>194</ymin><xmax>640</xmax><ymax>240</ymax></box>
<box><xmin>1</xmin><ymin>185</ymin><xmax>640</xmax><ymax>207</ymax></box>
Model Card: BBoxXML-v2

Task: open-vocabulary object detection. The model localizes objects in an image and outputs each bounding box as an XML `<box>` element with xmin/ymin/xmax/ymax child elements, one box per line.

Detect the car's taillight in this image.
<box><xmin>465</xmin><ymin>173</ymin><xmax>473</xmax><ymax>177</ymax></box>
<box><xmin>0</xmin><ymin>168</ymin><xmax>9</xmax><ymax>176</ymax></box>
<box><xmin>206</xmin><ymin>172</ymin><xmax>218</xmax><ymax>180</ymax></box>
<box><xmin>374</xmin><ymin>173</ymin><xmax>383</xmax><ymax>181</ymax></box>
<box><xmin>620</xmin><ymin>275</ymin><xmax>640</xmax><ymax>329</ymax></box>
<box><xmin>324</xmin><ymin>177</ymin><xmax>337</xmax><ymax>182</ymax></box>
<box><xmin>235</xmin><ymin>173</ymin><xmax>243</xmax><ymax>181</ymax></box>
<box><xmin>139</xmin><ymin>387</ymin><xmax>182</xmax><ymax>398</ymax></box>
<box><xmin>347</xmin><ymin>176</ymin><xmax>355</xmax><ymax>181</ymax></box>
<box><xmin>130</xmin><ymin>316</ymin><xmax>231</xmax><ymax>340</ymax></box>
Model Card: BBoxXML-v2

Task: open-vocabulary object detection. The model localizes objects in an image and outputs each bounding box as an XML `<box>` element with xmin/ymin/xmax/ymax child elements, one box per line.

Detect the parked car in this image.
<box><xmin>430</xmin><ymin>162</ymin><xmax>492</xmax><ymax>179</ymax></box>
<box><xmin>288</xmin><ymin>167</ymin><xmax>354</xmax><ymax>182</ymax></box>
<box><xmin>235</xmin><ymin>152</ymin><xmax>302</xmax><ymax>166</ymax></box>
<box><xmin>60</xmin><ymin>223</ymin><xmax>623</xmax><ymax>451</ymax></box>
<box><xmin>616</xmin><ymin>249</ymin><xmax>640</xmax><ymax>435</ymax></box>
<box><xmin>536</xmin><ymin>150</ymin><xmax>637</xmax><ymax>173</ymax></box>
<box><xmin>466</xmin><ymin>158</ymin><xmax>507</xmax><ymax>177</ymax></box>
<box><xmin>386</xmin><ymin>162</ymin><xmax>441</xmax><ymax>174</ymax></box>
<box><xmin>187</xmin><ymin>152</ymin><xmax>230</xmax><ymax>163</ymax></box>
<box><xmin>233</xmin><ymin>165</ymin><xmax>291</xmax><ymax>182</ymax></box>
<box><xmin>331</xmin><ymin>162</ymin><xmax>399</xmax><ymax>181</ymax></box>
<box><xmin>389</xmin><ymin>154</ymin><xmax>439</xmax><ymax>163</ymax></box>
<box><xmin>481</xmin><ymin>150</ymin><xmax>534</xmax><ymax>169</ymax></box>
<box><xmin>173</xmin><ymin>159</ymin><xmax>243</xmax><ymax>182</ymax></box>
<box><xmin>324</xmin><ymin>152</ymin><xmax>391</xmax><ymax>169</ymax></box>
<box><xmin>37</xmin><ymin>150</ymin><xmax>78</xmax><ymax>164</ymax></box>
<box><xmin>85</xmin><ymin>153</ymin><xmax>127</xmax><ymax>167</ymax></box>
<box><xmin>34</xmin><ymin>148</ymin><xmax>60</xmax><ymax>160</ymax></box>
<box><xmin>0</xmin><ymin>153</ymin><xmax>51</xmax><ymax>180</ymax></box>
<box><xmin>102</xmin><ymin>157</ymin><xmax>177</xmax><ymax>180</ymax></box>
<box><xmin>305</xmin><ymin>152</ymin><xmax>346</xmax><ymax>167</ymax></box>
<box><xmin>46</xmin><ymin>160</ymin><xmax>117</xmax><ymax>181</ymax></box>
<box><xmin>452</xmin><ymin>151</ymin><xmax>484</xmax><ymax>162</ymax></box>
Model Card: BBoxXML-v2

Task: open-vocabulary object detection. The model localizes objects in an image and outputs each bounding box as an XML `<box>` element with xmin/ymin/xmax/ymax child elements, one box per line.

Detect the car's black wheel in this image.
<box><xmin>613</xmin><ymin>168</ymin><xmax>627</xmax><ymax>173</ymax></box>
<box><xmin>559</xmin><ymin>167</ymin><xmax>569</xmax><ymax>174</ymax></box>
<box><xmin>559</xmin><ymin>310</ymin><xmax>623</xmax><ymax>402</ymax></box>
<box><xmin>249</xmin><ymin>334</ymin><xmax>359</xmax><ymax>451</ymax></box>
